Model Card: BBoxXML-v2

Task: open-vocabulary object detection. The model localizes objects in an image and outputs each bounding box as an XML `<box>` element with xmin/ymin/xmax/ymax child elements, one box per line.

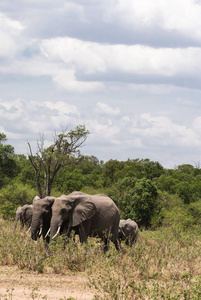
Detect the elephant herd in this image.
<box><xmin>15</xmin><ymin>191</ymin><xmax>138</xmax><ymax>251</ymax></box>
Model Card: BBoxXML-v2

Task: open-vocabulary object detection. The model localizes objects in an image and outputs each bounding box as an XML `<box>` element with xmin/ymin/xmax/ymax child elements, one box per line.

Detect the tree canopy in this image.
<box><xmin>0</xmin><ymin>133</ymin><xmax>17</xmax><ymax>187</ymax></box>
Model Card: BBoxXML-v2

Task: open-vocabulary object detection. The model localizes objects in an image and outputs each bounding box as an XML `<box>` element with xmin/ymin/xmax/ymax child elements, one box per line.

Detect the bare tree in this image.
<box><xmin>28</xmin><ymin>125</ymin><xmax>89</xmax><ymax>197</ymax></box>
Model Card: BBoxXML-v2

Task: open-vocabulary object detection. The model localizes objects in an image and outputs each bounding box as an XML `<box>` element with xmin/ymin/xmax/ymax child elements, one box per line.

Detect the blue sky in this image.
<box><xmin>1</xmin><ymin>0</ymin><xmax>201</xmax><ymax>168</ymax></box>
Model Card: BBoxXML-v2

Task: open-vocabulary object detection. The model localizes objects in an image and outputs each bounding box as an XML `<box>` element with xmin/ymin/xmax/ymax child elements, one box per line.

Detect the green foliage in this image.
<box><xmin>154</xmin><ymin>164</ymin><xmax>201</xmax><ymax>204</ymax></box>
<box><xmin>109</xmin><ymin>177</ymin><xmax>158</xmax><ymax>228</ymax></box>
<box><xmin>187</xmin><ymin>201</ymin><xmax>201</xmax><ymax>233</ymax></box>
<box><xmin>154</xmin><ymin>191</ymin><xmax>201</xmax><ymax>231</ymax></box>
<box><xmin>54</xmin><ymin>169</ymin><xmax>84</xmax><ymax>193</ymax></box>
<box><xmin>0</xmin><ymin>133</ymin><xmax>18</xmax><ymax>188</ymax></box>
<box><xmin>102</xmin><ymin>158</ymin><xmax>164</xmax><ymax>187</ymax></box>
<box><xmin>102</xmin><ymin>159</ymin><xmax>125</xmax><ymax>186</ymax></box>
<box><xmin>54</xmin><ymin>155</ymin><xmax>104</xmax><ymax>193</ymax></box>
<box><xmin>14</xmin><ymin>154</ymin><xmax>36</xmax><ymax>187</ymax></box>
<box><xmin>0</xmin><ymin>182</ymin><xmax>36</xmax><ymax>218</ymax></box>
<box><xmin>153</xmin><ymin>175</ymin><xmax>178</xmax><ymax>193</ymax></box>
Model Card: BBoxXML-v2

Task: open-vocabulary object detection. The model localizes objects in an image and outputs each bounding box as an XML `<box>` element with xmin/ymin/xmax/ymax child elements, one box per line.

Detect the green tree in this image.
<box><xmin>0</xmin><ymin>133</ymin><xmax>17</xmax><ymax>187</ymax></box>
<box><xmin>102</xmin><ymin>159</ymin><xmax>125</xmax><ymax>186</ymax></box>
<box><xmin>53</xmin><ymin>155</ymin><xmax>104</xmax><ymax>192</ymax></box>
<box><xmin>125</xmin><ymin>178</ymin><xmax>158</xmax><ymax>228</ymax></box>
<box><xmin>28</xmin><ymin>125</ymin><xmax>89</xmax><ymax>197</ymax></box>
<box><xmin>13</xmin><ymin>154</ymin><xmax>36</xmax><ymax>187</ymax></box>
<box><xmin>153</xmin><ymin>175</ymin><xmax>178</xmax><ymax>193</ymax></box>
<box><xmin>109</xmin><ymin>177</ymin><xmax>158</xmax><ymax>228</ymax></box>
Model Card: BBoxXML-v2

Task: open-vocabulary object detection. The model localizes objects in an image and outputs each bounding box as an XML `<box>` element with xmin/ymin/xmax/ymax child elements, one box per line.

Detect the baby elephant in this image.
<box><xmin>119</xmin><ymin>219</ymin><xmax>138</xmax><ymax>246</ymax></box>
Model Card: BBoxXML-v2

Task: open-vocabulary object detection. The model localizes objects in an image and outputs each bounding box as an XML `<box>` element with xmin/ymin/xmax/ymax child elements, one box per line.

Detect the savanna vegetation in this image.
<box><xmin>0</xmin><ymin>130</ymin><xmax>201</xmax><ymax>299</ymax></box>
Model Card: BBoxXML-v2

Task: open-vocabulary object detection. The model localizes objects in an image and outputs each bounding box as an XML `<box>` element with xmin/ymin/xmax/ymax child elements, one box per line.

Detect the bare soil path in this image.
<box><xmin>0</xmin><ymin>266</ymin><xmax>97</xmax><ymax>300</ymax></box>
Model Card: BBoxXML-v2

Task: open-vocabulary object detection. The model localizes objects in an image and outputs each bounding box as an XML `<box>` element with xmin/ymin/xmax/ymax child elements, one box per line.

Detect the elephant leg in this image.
<box><xmin>125</xmin><ymin>238</ymin><xmax>130</xmax><ymax>246</ymax></box>
<box><xmin>111</xmin><ymin>227</ymin><xmax>121</xmax><ymax>251</ymax></box>
<box><xmin>114</xmin><ymin>239</ymin><xmax>121</xmax><ymax>251</ymax></box>
<box><xmin>103</xmin><ymin>228</ymin><xmax>121</xmax><ymax>252</ymax></box>
<box><xmin>103</xmin><ymin>235</ymin><xmax>110</xmax><ymax>252</ymax></box>
<box><xmin>103</xmin><ymin>234</ymin><xmax>120</xmax><ymax>252</ymax></box>
<box><xmin>100</xmin><ymin>228</ymin><xmax>111</xmax><ymax>252</ymax></box>
<box><xmin>79</xmin><ymin>220</ymin><xmax>91</xmax><ymax>243</ymax></box>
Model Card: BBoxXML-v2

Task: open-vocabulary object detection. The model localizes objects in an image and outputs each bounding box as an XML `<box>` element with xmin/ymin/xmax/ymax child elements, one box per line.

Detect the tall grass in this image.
<box><xmin>0</xmin><ymin>217</ymin><xmax>200</xmax><ymax>299</ymax></box>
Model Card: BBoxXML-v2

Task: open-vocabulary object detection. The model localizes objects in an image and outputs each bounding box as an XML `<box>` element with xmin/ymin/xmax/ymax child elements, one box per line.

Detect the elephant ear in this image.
<box><xmin>72</xmin><ymin>201</ymin><xmax>96</xmax><ymax>227</ymax></box>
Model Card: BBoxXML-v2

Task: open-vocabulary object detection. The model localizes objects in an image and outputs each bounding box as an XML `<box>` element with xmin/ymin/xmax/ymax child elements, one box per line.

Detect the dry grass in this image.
<box><xmin>0</xmin><ymin>218</ymin><xmax>201</xmax><ymax>299</ymax></box>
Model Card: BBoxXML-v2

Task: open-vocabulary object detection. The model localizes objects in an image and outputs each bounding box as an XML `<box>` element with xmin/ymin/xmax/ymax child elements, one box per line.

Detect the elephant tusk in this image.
<box><xmin>52</xmin><ymin>226</ymin><xmax>61</xmax><ymax>240</ymax></box>
<box><xmin>26</xmin><ymin>226</ymin><xmax>31</xmax><ymax>234</ymax></box>
<box><xmin>45</xmin><ymin>228</ymin><xmax>50</xmax><ymax>238</ymax></box>
<box><xmin>39</xmin><ymin>226</ymin><xmax>43</xmax><ymax>237</ymax></box>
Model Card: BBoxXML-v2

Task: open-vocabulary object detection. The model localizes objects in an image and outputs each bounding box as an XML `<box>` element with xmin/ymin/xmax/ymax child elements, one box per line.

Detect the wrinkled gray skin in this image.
<box><xmin>15</xmin><ymin>204</ymin><xmax>33</xmax><ymax>229</ymax></box>
<box><xmin>31</xmin><ymin>196</ymin><xmax>55</xmax><ymax>243</ymax></box>
<box><xmin>50</xmin><ymin>191</ymin><xmax>120</xmax><ymax>252</ymax></box>
<box><xmin>119</xmin><ymin>219</ymin><xmax>138</xmax><ymax>246</ymax></box>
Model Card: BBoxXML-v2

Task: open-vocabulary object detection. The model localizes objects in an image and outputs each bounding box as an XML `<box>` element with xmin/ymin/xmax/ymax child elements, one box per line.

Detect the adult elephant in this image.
<box><xmin>50</xmin><ymin>192</ymin><xmax>120</xmax><ymax>252</ymax></box>
<box><xmin>15</xmin><ymin>204</ymin><xmax>33</xmax><ymax>229</ymax></box>
<box><xmin>118</xmin><ymin>219</ymin><xmax>138</xmax><ymax>246</ymax></box>
<box><xmin>31</xmin><ymin>196</ymin><xmax>55</xmax><ymax>243</ymax></box>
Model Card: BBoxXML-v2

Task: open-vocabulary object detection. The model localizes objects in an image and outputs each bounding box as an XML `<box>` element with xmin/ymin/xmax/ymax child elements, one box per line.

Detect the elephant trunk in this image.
<box><xmin>31</xmin><ymin>218</ymin><xmax>42</xmax><ymax>241</ymax></box>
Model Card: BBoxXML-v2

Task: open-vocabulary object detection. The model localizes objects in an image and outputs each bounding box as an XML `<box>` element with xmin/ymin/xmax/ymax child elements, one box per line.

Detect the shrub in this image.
<box><xmin>0</xmin><ymin>182</ymin><xmax>37</xmax><ymax>218</ymax></box>
<box><xmin>109</xmin><ymin>177</ymin><xmax>158</xmax><ymax>228</ymax></box>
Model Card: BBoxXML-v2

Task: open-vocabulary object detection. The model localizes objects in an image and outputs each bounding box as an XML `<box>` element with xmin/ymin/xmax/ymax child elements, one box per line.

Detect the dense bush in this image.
<box><xmin>0</xmin><ymin>133</ymin><xmax>18</xmax><ymax>188</ymax></box>
<box><xmin>108</xmin><ymin>177</ymin><xmax>158</xmax><ymax>228</ymax></box>
<box><xmin>0</xmin><ymin>182</ymin><xmax>37</xmax><ymax>218</ymax></box>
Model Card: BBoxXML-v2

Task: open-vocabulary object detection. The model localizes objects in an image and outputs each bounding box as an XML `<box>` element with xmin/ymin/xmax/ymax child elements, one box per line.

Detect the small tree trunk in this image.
<box><xmin>35</xmin><ymin>173</ymin><xmax>42</xmax><ymax>198</ymax></box>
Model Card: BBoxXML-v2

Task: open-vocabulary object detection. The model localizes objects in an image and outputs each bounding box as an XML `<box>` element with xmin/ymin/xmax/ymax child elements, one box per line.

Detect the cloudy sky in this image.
<box><xmin>1</xmin><ymin>0</ymin><xmax>201</xmax><ymax>168</ymax></box>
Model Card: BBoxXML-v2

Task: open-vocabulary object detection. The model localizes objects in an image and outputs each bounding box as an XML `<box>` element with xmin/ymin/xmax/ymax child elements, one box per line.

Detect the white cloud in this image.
<box><xmin>40</xmin><ymin>37</ymin><xmax>201</xmax><ymax>79</ymax></box>
<box><xmin>129</xmin><ymin>113</ymin><xmax>201</xmax><ymax>147</ymax></box>
<box><xmin>52</xmin><ymin>69</ymin><xmax>105</xmax><ymax>92</ymax></box>
<box><xmin>86</xmin><ymin>118</ymin><xmax>120</xmax><ymax>142</ymax></box>
<box><xmin>95</xmin><ymin>102</ymin><xmax>120</xmax><ymax>115</ymax></box>
<box><xmin>1</xmin><ymin>29</ymin><xmax>201</xmax><ymax>94</ymax></box>
<box><xmin>86</xmin><ymin>111</ymin><xmax>201</xmax><ymax>156</ymax></box>
<box><xmin>0</xmin><ymin>99</ymin><xmax>81</xmax><ymax>138</ymax></box>
<box><xmin>0</xmin><ymin>13</ymin><xmax>25</xmax><ymax>58</ymax></box>
<box><xmin>44</xmin><ymin>101</ymin><xmax>80</xmax><ymax>116</ymax></box>
<box><xmin>107</xmin><ymin>0</ymin><xmax>201</xmax><ymax>40</ymax></box>
<box><xmin>40</xmin><ymin>38</ymin><xmax>107</xmax><ymax>74</ymax></box>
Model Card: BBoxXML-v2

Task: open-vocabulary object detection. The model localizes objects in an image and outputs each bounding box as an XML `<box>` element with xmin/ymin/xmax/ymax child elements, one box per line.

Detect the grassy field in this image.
<box><xmin>0</xmin><ymin>218</ymin><xmax>200</xmax><ymax>300</ymax></box>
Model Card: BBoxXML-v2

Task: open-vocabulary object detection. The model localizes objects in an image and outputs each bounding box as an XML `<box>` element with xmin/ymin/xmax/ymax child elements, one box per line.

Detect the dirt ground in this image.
<box><xmin>0</xmin><ymin>266</ymin><xmax>97</xmax><ymax>300</ymax></box>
